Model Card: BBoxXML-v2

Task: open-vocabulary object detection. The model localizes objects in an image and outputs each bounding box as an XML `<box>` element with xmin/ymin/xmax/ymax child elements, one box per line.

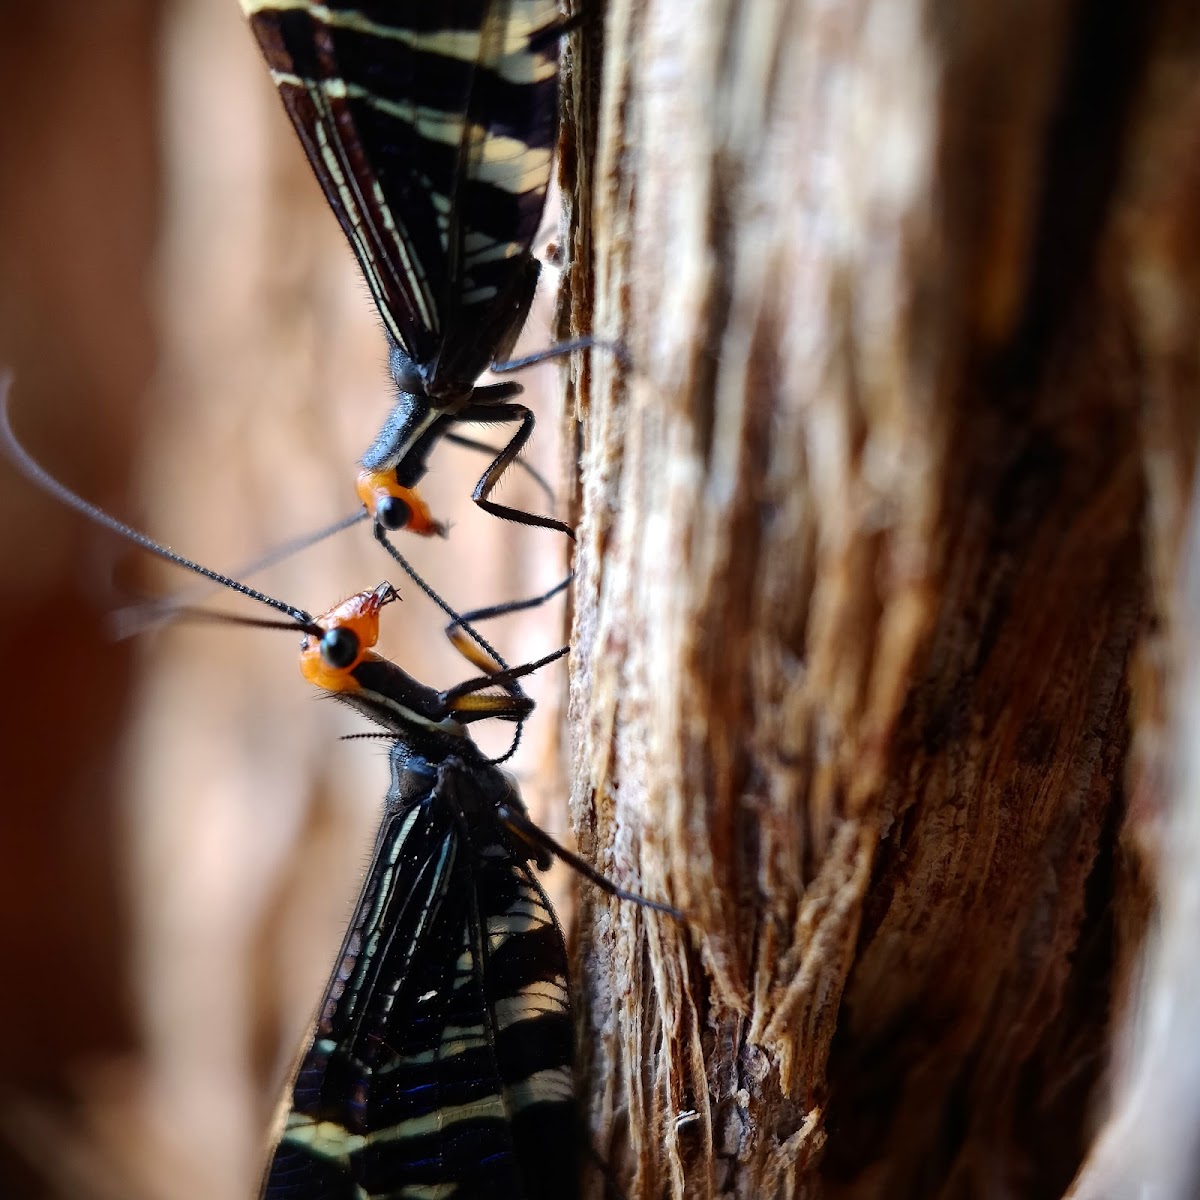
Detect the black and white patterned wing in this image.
<box><xmin>261</xmin><ymin>760</ymin><xmax>576</xmax><ymax>1199</ymax></box>
<box><xmin>429</xmin><ymin>0</ymin><xmax>562</xmax><ymax>388</ymax></box>
<box><xmin>478</xmin><ymin>856</ymin><xmax>578</xmax><ymax>1200</ymax></box>
<box><xmin>241</xmin><ymin>1</ymin><xmax>562</xmax><ymax>387</ymax></box>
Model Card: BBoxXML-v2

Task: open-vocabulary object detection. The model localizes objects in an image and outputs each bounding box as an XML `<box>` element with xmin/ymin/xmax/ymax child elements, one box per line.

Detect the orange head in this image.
<box><xmin>299</xmin><ymin>581</ymin><xmax>398</xmax><ymax>694</ymax></box>
<box><xmin>356</xmin><ymin>469</ymin><xmax>447</xmax><ymax>538</ymax></box>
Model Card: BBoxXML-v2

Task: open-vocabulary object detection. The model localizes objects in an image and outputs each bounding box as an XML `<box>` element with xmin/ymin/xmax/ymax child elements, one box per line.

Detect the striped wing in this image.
<box><xmin>242</xmin><ymin>0</ymin><xmax>561</xmax><ymax>389</ymax></box>
<box><xmin>263</xmin><ymin>762</ymin><xmax>577</xmax><ymax>1199</ymax></box>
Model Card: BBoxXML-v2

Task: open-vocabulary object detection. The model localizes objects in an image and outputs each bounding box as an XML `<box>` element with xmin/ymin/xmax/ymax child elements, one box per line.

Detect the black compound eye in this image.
<box><xmin>376</xmin><ymin>495</ymin><xmax>412</xmax><ymax>531</ymax></box>
<box><xmin>320</xmin><ymin>627</ymin><xmax>359</xmax><ymax>669</ymax></box>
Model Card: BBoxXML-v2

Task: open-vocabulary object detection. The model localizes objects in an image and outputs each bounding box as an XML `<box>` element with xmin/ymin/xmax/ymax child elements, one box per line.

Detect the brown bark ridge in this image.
<box><xmin>556</xmin><ymin>1</ymin><xmax>1200</xmax><ymax>1197</ymax></box>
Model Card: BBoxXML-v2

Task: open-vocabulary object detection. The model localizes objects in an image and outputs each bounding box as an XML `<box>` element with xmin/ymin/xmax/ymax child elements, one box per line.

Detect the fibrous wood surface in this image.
<box><xmin>560</xmin><ymin>2</ymin><xmax>1200</xmax><ymax>1198</ymax></box>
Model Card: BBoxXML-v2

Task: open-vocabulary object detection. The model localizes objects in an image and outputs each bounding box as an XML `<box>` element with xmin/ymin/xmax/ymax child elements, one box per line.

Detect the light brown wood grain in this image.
<box><xmin>558</xmin><ymin>1</ymin><xmax>1200</xmax><ymax>1197</ymax></box>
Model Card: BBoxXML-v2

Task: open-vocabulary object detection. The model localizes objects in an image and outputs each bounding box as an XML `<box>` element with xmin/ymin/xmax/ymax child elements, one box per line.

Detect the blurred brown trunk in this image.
<box><xmin>0</xmin><ymin>2</ymin><xmax>571</xmax><ymax>1196</ymax></box>
<box><xmin>0</xmin><ymin>3</ymin><xmax>159</xmax><ymax>1193</ymax></box>
<box><xmin>560</xmin><ymin>1</ymin><xmax>1200</xmax><ymax>1198</ymax></box>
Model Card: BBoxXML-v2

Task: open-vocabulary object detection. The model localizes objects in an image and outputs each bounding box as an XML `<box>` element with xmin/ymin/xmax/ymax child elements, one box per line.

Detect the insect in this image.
<box><xmin>266</xmin><ymin>583</ymin><xmax>580</xmax><ymax>1199</ymax></box>
<box><xmin>1</xmin><ymin>380</ymin><xmax>676</xmax><ymax>1199</ymax></box>
<box><xmin>241</xmin><ymin>0</ymin><xmax>584</xmax><ymax>547</ymax></box>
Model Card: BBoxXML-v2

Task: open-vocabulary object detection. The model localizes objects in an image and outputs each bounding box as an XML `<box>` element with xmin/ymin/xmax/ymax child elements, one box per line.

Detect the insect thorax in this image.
<box><xmin>387</xmin><ymin>744</ymin><xmax>534</xmax><ymax>862</ymax></box>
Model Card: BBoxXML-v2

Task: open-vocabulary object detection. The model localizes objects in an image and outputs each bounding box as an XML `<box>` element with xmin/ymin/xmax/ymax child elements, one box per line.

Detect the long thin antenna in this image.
<box><xmin>227</xmin><ymin>507</ymin><xmax>367</xmax><ymax>575</ymax></box>
<box><xmin>372</xmin><ymin>523</ymin><xmax>512</xmax><ymax>672</ymax></box>
<box><xmin>0</xmin><ymin>370</ymin><xmax>313</xmax><ymax>627</ymax></box>
<box><xmin>110</xmin><ymin>506</ymin><xmax>367</xmax><ymax>639</ymax></box>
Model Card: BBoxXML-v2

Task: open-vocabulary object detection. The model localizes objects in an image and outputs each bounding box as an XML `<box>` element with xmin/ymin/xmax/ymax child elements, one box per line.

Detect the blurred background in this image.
<box><xmin>0</xmin><ymin>2</ymin><xmax>571</xmax><ymax>1196</ymax></box>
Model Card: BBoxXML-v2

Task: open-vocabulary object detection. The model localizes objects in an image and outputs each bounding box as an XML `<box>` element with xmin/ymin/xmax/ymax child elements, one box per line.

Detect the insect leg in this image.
<box><xmin>439</xmin><ymin>646</ymin><xmax>568</xmax><ymax>718</ymax></box>
<box><xmin>450</xmin><ymin>571</ymin><xmax>572</xmax><ymax>628</ymax></box>
<box><xmin>489</xmin><ymin>335</ymin><xmax>598</xmax><ymax>374</ymax></box>
<box><xmin>442</xmin><ymin>431</ymin><xmax>557</xmax><ymax>509</ymax></box>
<box><xmin>455</xmin><ymin>401</ymin><xmax>574</xmax><ymax>537</ymax></box>
<box><xmin>497</xmin><ymin>803</ymin><xmax>685</xmax><ymax>922</ymax></box>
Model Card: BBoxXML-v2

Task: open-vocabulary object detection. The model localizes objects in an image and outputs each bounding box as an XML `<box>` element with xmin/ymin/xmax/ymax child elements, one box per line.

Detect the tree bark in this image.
<box><xmin>560</xmin><ymin>1</ymin><xmax>1200</xmax><ymax>1197</ymax></box>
